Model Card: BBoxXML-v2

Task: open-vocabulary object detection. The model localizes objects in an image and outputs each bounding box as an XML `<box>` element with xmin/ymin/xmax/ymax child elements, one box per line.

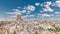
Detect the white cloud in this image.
<box><xmin>23</xmin><ymin>14</ymin><xmax>34</xmax><ymax>16</ymax></box>
<box><xmin>40</xmin><ymin>1</ymin><xmax>52</xmax><ymax>7</ymax></box>
<box><xmin>55</xmin><ymin>0</ymin><xmax>60</xmax><ymax>7</ymax></box>
<box><xmin>42</xmin><ymin>6</ymin><xmax>53</xmax><ymax>12</ymax></box>
<box><xmin>44</xmin><ymin>1</ymin><xmax>52</xmax><ymax>7</ymax></box>
<box><xmin>8</xmin><ymin>9</ymin><xmax>21</xmax><ymax>15</ymax></box>
<box><xmin>55</xmin><ymin>12</ymin><xmax>60</xmax><ymax>14</ymax></box>
<box><xmin>22</xmin><ymin>15</ymin><xmax>35</xmax><ymax>18</ymax></box>
<box><xmin>10</xmin><ymin>15</ymin><xmax>16</xmax><ymax>18</ymax></box>
<box><xmin>52</xmin><ymin>0</ymin><xmax>60</xmax><ymax>7</ymax></box>
<box><xmin>37</xmin><ymin>13</ymin><xmax>54</xmax><ymax>17</ymax></box>
<box><xmin>26</xmin><ymin>5</ymin><xmax>35</xmax><ymax>11</ymax></box>
<box><xmin>46</xmin><ymin>2</ymin><xmax>52</xmax><ymax>6</ymax></box>
<box><xmin>22</xmin><ymin>14</ymin><xmax>36</xmax><ymax>20</ymax></box>
<box><xmin>7</xmin><ymin>9</ymin><xmax>27</xmax><ymax>15</ymax></box>
<box><xmin>29</xmin><ymin>15</ymin><xmax>35</xmax><ymax>17</ymax></box>
<box><xmin>26</xmin><ymin>11</ymin><xmax>31</xmax><ymax>14</ymax></box>
<box><xmin>42</xmin><ymin>1</ymin><xmax>53</xmax><ymax>12</ymax></box>
<box><xmin>12</xmin><ymin>9</ymin><xmax>21</xmax><ymax>15</ymax></box>
<box><xmin>18</xmin><ymin>7</ymin><xmax>20</xmax><ymax>9</ymax></box>
<box><xmin>23</xmin><ymin>5</ymin><xmax>35</xmax><ymax>14</ymax></box>
<box><xmin>40</xmin><ymin>11</ymin><xmax>43</xmax><ymax>12</ymax></box>
<box><xmin>40</xmin><ymin>3</ymin><xmax>43</xmax><ymax>6</ymax></box>
<box><xmin>41</xmin><ymin>14</ymin><xmax>51</xmax><ymax>17</ymax></box>
<box><xmin>21</xmin><ymin>10</ymin><xmax>26</xmax><ymax>13</ymax></box>
<box><xmin>50</xmin><ymin>14</ymin><xmax>54</xmax><ymax>16</ymax></box>
<box><xmin>37</xmin><ymin>14</ymin><xmax>41</xmax><ymax>16</ymax></box>
<box><xmin>6</xmin><ymin>5</ymin><xmax>36</xmax><ymax>19</ymax></box>
<box><xmin>35</xmin><ymin>2</ymin><xmax>40</xmax><ymax>6</ymax></box>
<box><xmin>5</xmin><ymin>5</ymin><xmax>36</xmax><ymax>21</ymax></box>
<box><xmin>7</xmin><ymin>5</ymin><xmax>35</xmax><ymax>15</ymax></box>
<box><xmin>0</xmin><ymin>18</ymin><xmax>5</xmax><ymax>21</ymax></box>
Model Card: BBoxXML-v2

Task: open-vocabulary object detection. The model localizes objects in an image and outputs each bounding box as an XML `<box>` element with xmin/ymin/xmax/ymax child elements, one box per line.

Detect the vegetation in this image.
<box><xmin>48</xmin><ymin>28</ymin><xmax>56</xmax><ymax>32</ymax></box>
<box><xmin>48</xmin><ymin>24</ymin><xmax>60</xmax><ymax>32</ymax></box>
<box><xmin>55</xmin><ymin>27</ymin><xmax>60</xmax><ymax>32</ymax></box>
<box><xmin>13</xmin><ymin>31</ymin><xmax>16</xmax><ymax>34</ymax></box>
<box><xmin>34</xmin><ymin>27</ymin><xmax>45</xmax><ymax>31</ymax></box>
<box><xmin>39</xmin><ymin>27</ymin><xmax>45</xmax><ymax>31</ymax></box>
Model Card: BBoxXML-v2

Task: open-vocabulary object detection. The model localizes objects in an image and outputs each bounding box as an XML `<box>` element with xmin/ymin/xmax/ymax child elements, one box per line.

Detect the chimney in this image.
<box><xmin>16</xmin><ymin>15</ymin><xmax>23</xmax><ymax>23</ymax></box>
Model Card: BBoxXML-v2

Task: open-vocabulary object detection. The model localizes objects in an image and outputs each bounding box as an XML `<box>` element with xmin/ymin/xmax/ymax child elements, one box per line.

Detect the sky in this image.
<box><xmin>0</xmin><ymin>0</ymin><xmax>60</xmax><ymax>21</ymax></box>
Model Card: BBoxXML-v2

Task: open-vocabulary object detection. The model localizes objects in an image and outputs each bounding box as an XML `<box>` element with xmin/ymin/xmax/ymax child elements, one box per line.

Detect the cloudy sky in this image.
<box><xmin>0</xmin><ymin>0</ymin><xmax>60</xmax><ymax>21</ymax></box>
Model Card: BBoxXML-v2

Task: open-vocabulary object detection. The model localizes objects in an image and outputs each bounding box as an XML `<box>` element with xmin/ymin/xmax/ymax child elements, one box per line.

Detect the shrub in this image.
<box><xmin>48</xmin><ymin>28</ymin><xmax>56</xmax><ymax>32</ymax></box>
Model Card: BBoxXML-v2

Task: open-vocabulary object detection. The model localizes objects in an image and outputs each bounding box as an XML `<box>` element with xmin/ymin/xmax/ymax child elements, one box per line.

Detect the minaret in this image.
<box><xmin>15</xmin><ymin>10</ymin><xmax>23</xmax><ymax>23</ymax></box>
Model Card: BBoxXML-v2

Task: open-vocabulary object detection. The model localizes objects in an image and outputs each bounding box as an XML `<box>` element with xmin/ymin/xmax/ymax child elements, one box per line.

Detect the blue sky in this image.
<box><xmin>0</xmin><ymin>0</ymin><xmax>60</xmax><ymax>21</ymax></box>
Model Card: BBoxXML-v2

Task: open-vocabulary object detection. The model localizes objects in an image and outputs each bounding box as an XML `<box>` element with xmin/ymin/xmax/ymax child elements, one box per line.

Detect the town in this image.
<box><xmin>0</xmin><ymin>14</ymin><xmax>60</xmax><ymax>34</ymax></box>
<box><xmin>0</xmin><ymin>0</ymin><xmax>60</xmax><ymax>34</ymax></box>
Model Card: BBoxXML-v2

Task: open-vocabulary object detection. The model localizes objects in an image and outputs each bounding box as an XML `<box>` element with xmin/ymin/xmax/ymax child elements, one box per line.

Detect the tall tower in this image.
<box><xmin>15</xmin><ymin>10</ymin><xmax>23</xmax><ymax>23</ymax></box>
